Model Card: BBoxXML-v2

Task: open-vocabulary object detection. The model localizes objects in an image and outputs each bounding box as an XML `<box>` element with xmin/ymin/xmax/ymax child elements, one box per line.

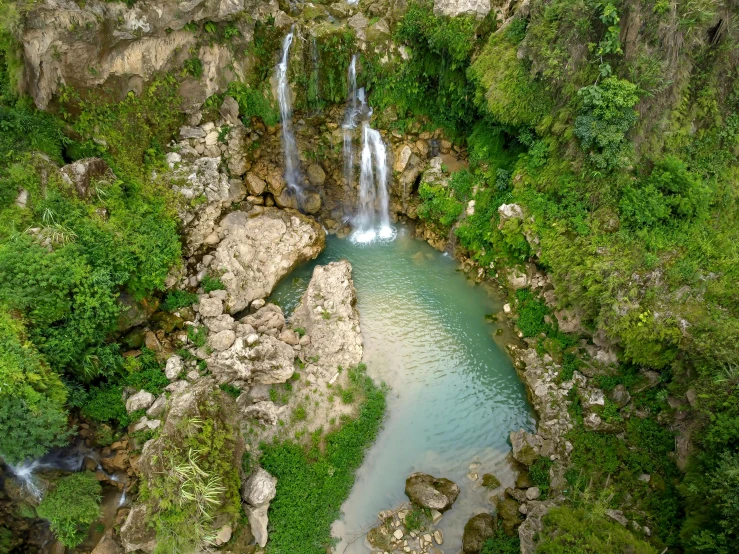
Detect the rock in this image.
<box><xmin>495</xmin><ymin>498</ymin><xmax>522</xmax><ymax>535</ymax></box>
<box><xmin>516</xmin><ymin>472</ymin><xmax>533</xmax><ymax>489</ymax></box>
<box><xmin>199</xmin><ymin>296</ymin><xmax>224</xmax><ymax>318</ymax></box>
<box><xmin>394</xmin><ymin>145</ymin><xmax>413</xmax><ymax>172</ymax></box>
<box><xmin>462</xmin><ymin>513</ymin><xmax>496</xmax><ymax>554</ymax></box>
<box><xmin>146</xmin><ymin>396</ymin><xmax>167</xmax><ymax>418</ymax></box>
<box><xmin>481</xmin><ymin>474</ymin><xmax>501</xmax><ymax>489</ymax></box>
<box><xmin>246</xmin><ymin>173</ymin><xmax>267</xmax><ymax>195</ymax></box>
<box><xmin>497</xmin><ymin>203</ymin><xmax>524</xmax><ymax>228</ymax></box>
<box><xmin>609</xmin><ymin>384</ymin><xmax>631</xmax><ymax>408</ymax></box>
<box><xmin>393</xmin><ymin>529</ymin><xmax>404</xmax><ymax>540</ymax></box>
<box><xmin>242</xmin><ymin>400</ymin><xmax>285</xmax><ymax>426</ymax></box>
<box><xmin>506</xmin><ymin>268</ymin><xmax>529</xmax><ymax>290</ymax></box>
<box><xmin>242</xmin><ymin>468</ymin><xmax>277</xmax><ymax>507</ymax></box>
<box><xmin>510</xmin><ymin>430</ymin><xmax>541</xmax><ymax>466</ymax></box>
<box><xmin>212</xmin><ymin>208</ymin><xmax>325</xmax><ymax>313</ymax></box>
<box><xmin>165</xmin><ymin>355</ymin><xmax>183</xmax><ymax>380</ymax></box>
<box><xmin>92</xmin><ymin>529</ymin><xmax>123</xmax><ymax>554</ymax></box>
<box><xmin>241</xmin><ymin>304</ymin><xmax>285</xmax><ymax>333</ymax></box>
<box><xmin>60</xmin><ymin>158</ymin><xmax>116</xmax><ymax>198</ymax></box>
<box><xmin>306</xmin><ymin>164</ymin><xmax>326</xmax><ymax>186</ymax></box>
<box><xmin>405</xmin><ymin>473</ymin><xmax>460</xmax><ymax>512</ymax></box>
<box><xmin>525</xmin><ymin>487</ymin><xmax>541</xmax><ymax>501</ymax></box>
<box><xmin>214</xmin><ymin>524</ymin><xmax>232</xmax><ymax>546</ymax></box>
<box><xmin>605</xmin><ymin>509</ymin><xmax>628</xmax><ymax>527</ymax></box>
<box><xmin>208</xmin><ymin>329</ymin><xmax>236</xmax><ymax>352</ymax></box>
<box><xmin>15</xmin><ymin>188</ymin><xmax>29</xmax><ymax>208</ymax></box>
<box><xmin>126</xmin><ymin>390</ymin><xmax>155</xmax><ymax>414</ymax></box>
<box><xmin>303</xmin><ymin>191</ymin><xmax>322</xmax><ymax>214</ymax></box>
<box><xmin>120</xmin><ymin>504</ymin><xmax>157</xmax><ymax>553</ymax></box>
<box><xmin>434</xmin><ymin>528</ymin><xmax>443</xmax><ymax>544</ymax></box>
<box><xmin>584</xmin><ymin>412</ymin><xmax>603</xmax><ymax>430</ymax></box>
<box><xmin>518</xmin><ymin>501</ymin><xmax>553</xmax><ymax>554</ymax></box>
<box><xmin>219</xmin><ymin>96</ymin><xmax>239</xmax><ymax>125</ymax></box>
<box><xmin>290</xmin><ymin>261</ymin><xmax>363</xmax><ymax>372</ymax></box>
<box><xmin>203</xmin><ymin>314</ymin><xmax>236</xmax><ymax>333</ymax></box>
<box><xmin>686</xmin><ymin>387</ymin><xmax>697</xmax><ymax>407</ymax></box>
<box><xmin>245</xmin><ymin>504</ymin><xmax>269</xmax><ymax>547</ymax></box>
<box><xmin>209</xmin><ymin>334</ymin><xmax>295</xmax><ymax>384</ymax></box>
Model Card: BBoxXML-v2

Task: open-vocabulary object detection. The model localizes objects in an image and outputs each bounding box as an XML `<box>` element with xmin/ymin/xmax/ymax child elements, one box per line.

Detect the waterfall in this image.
<box><xmin>6</xmin><ymin>444</ymin><xmax>94</xmax><ymax>501</ymax></box>
<box><xmin>275</xmin><ymin>28</ymin><xmax>303</xmax><ymax>203</ymax></box>
<box><xmin>344</xmin><ymin>56</ymin><xmax>394</xmax><ymax>243</ymax></box>
<box><xmin>343</xmin><ymin>55</ymin><xmax>359</xmax><ymax>192</ymax></box>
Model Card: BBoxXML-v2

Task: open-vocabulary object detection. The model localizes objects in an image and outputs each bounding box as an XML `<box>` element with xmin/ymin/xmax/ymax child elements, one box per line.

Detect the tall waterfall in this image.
<box><xmin>275</xmin><ymin>28</ymin><xmax>303</xmax><ymax>202</ymax></box>
<box><xmin>343</xmin><ymin>56</ymin><xmax>394</xmax><ymax>243</ymax></box>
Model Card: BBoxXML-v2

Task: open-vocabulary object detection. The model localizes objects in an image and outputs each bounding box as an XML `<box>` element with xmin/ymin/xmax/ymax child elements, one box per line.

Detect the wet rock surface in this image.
<box><xmin>405</xmin><ymin>473</ymin><xmax>460</xmax><ymax>512</ymax></box>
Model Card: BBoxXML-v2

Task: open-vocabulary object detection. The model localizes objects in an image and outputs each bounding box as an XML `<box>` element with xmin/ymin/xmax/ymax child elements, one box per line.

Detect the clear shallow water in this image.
<box><xmin>270</xmin><ymin>226</ymin><xmax>535</xmax><ymax>553</ymax></box>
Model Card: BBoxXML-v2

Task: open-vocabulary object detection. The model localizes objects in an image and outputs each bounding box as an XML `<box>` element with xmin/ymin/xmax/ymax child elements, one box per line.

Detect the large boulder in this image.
<box><xmin>212</xmin><ymin>208</ymin><xmax>325</xmax><ymax>313</ymax></box>
<box><xmin>242</xmin><ymin>468</ymin><xmax>277</xmax><ymax>507</ymax></box>
<box><xmin>290</xmin><ymin>261</ymin><xmax>363</xmax><ymax>372</ymax></box>
<box><xmin>510</xmin><ymin>429</ymin><xmax>541</xmax><ymax>467</ymax></box>
<box><xmin>60</xmin><ymin>158</ymin><xmax>116</xmax><ymax>198</ymax></box>
<box><xmin>496</xmin><ymin>498</ymin><xmax>523</xmax><ymax>535</ymax></box>
<box><xmin>518</xmin><ymin>500</ymin><xmax>554</xmax><ymax>554</ymax></box>
<box><xmin>404</xmin><ymin>473</ymin><xmax>459</xmax><ymax>513</ymax></box>
<box><xmin>120</xmin><ymin>504</ymin><xmax>157</xmax><ymax>553</ymax></box>
<box><xmin>209</xmin><ymin>335</ymin><xmax>296</xmax><ymax>385</ymax></box>
<box><xmin>462</xmin><ymin>513</ymin><xmax>496</xmax><ymax>553</ymax></box>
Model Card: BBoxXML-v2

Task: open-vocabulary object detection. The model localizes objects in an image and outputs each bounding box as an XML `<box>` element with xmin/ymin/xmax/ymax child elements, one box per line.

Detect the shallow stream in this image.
<box><xmin>271</xmin><ymin>226</ymin><xmax>535</xmax><ymax>553</ymax></box>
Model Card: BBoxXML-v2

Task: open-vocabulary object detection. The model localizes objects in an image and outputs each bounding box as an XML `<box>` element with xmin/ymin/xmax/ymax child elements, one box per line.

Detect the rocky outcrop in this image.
<box><xmin>209</xmin><ymin>334</ymin><xmax>296</xmax><ymax>385</ymax></box>
<box><xmin>404</xmin><ymin>473</ymin><xmax>459</xmax><ymax>512</ymax></box>
<box><xmin>60</xmin><ymin>158</ymin><xmax>116</xmax><ymax>199</ymax></box>
<box><xmin>290</xmin><ymin>260</ymin><xmax>363</xmax><ymax>373</ymax></box>
<box><xmin>120</xmin><ymin>504</ymin><xmax>157</xmax><ymax>553</ymax></box>
<box><xmin>20</xmin><ymin>0</ymin><xmax>277</xmax><ymax>109</ymax></box>
<box><xmin>212</xmin><ymin>208</ymin><xmax>325</xmax><ymax>313</ymax></box>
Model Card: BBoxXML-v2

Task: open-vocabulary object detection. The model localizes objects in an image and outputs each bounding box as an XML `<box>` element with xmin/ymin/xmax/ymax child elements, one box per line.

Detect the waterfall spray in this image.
<box><xmin>275</xmin><ymin>28</ymin><xmax>303</xmax><ymax>203</ymax></box>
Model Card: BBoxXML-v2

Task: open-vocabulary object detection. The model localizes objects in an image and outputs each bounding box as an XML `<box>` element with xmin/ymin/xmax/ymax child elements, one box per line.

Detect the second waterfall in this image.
<box><xmin>275</xmin><ymin>28</ymin><xmax>304</xmax><ymax>204</ymax></box>
<box><xmin>343</xmin><ymin>55</ymin><xmax>394</xmax><ymax>243</ymax></box>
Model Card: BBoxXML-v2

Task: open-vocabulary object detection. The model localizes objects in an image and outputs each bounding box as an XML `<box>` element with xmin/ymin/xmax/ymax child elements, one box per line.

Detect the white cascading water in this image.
<box><xmin>344</xmin><ymin>56</ymin><xmax>394</xmax><ymax>243</ymax></box>
<box><xmin>275</xmin><ymin>28</ymin><xmax>303</xmax><ymax>204</ymax></box>
<box><xmin>343</xmin><ymin>55</ymin><xmax>360</xmax><ymax>192</ymax></box>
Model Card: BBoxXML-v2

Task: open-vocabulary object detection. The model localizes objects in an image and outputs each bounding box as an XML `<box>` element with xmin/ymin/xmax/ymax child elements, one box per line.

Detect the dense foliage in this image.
<box><xmin>260</xmin><ymin>365</ymin><xmax>387</xmax><ymax>554</ymax></box>
<box><xmin>389</xmin><ymin>0</ymin><xmax>739</xmax><ymax>551</ymax></box>
<box><xmin>36</xmin><ymin>472</ymin><xmax>102</xmax><ymax>547</ymax></box>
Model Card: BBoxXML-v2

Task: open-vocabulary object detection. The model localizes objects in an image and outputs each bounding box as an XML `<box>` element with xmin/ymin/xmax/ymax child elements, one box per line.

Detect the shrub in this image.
<box><xmin>0</xmin><ymin>309</ymin><xmax>69</xmax><ymax>463</ymax></box>
<box><xmin>482</xmin><ymin>528</ymin><xmax>520</xmax><ymax>554</ymax></box>
<box><xmin>37</xmin><ymin>472</ymin><xmax>101</xmax><ymax>548</ymax></box>
<box><xmin>574</xmin><ymin>77</ymin><xmax>640</xmax><ymax>170</ymax></box>
<box><xmin>161</xmin><ymin>290</ymin><xmax>198</xmax><ymax>312</ymax></box>
<box><xmin>201</xmin><ymin>274</ymin><xmax>225</xmax><ymax>293</ymax></box>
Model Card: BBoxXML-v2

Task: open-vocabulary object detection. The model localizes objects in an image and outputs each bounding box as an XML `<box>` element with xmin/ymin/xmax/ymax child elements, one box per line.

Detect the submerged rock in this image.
<box><xmin>462</xmin><ymin>513</ymin><xmax>496</xmax><ymax>553</ymax></box>
<box><xmin>405</xmin><ymin>473</ymin><xmax>460</xmax><ymax>512</ymax></box>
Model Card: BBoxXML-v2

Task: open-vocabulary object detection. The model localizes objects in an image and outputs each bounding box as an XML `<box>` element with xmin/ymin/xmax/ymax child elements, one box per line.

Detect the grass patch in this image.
<box><xmin>260</xmin><ymin>365</ymin><xmax>386</xmax><ymax>554</ymax></box>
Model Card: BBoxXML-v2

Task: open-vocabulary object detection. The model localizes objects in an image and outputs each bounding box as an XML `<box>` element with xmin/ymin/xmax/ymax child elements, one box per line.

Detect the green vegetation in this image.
<box><xmin>141</xmin><ymin>393</ymin><xmax>241</xmax><ymax>553</ymax></box>
<box><xmin>161</xmin><ymin>290</ymin><xmax>199</xmax><ymax>312</ymax></box>
<box><xmin>379</xmin><ymin>0</ymin><xmax>739</xmax><ymax>551</ymax></box>
<box><xmin>482</xmin><ymin>529</ymin><xmax>520</xmax><ymax>554</ymax></box>
<box><xmin>260</xmin><ymin>365</ymin><xmax>386</xmax><ymax>554</ymax></box>
<box><xmin>37</xmin><ymin>472</ymin><xmax>101</xmax><ymax>547</ymax></box>
<box><xmin>537</xmin><ymin>506</ymin><xmax>656</xmax><ymax>553</ymax></box>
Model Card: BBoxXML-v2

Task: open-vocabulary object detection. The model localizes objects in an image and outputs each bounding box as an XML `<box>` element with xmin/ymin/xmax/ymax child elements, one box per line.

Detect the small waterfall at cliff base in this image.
<box><xmin>343</xmin><ymin>55</ymin><xmax>395</xmax><ymax>243</ymax></box>
<box><xmin>275</xmin><ymin>28</ymin><xmax>304</xmax><ymax>205</ymax></box>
